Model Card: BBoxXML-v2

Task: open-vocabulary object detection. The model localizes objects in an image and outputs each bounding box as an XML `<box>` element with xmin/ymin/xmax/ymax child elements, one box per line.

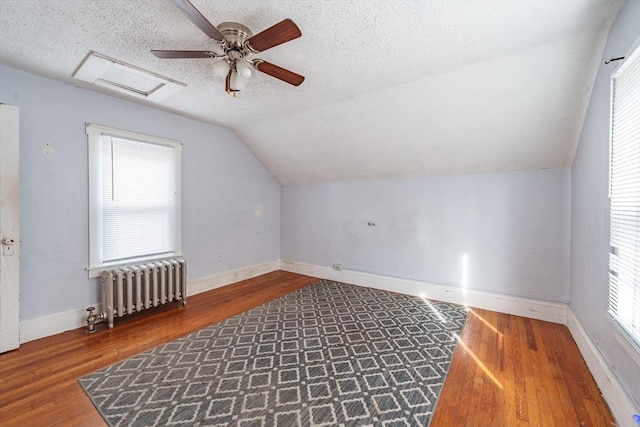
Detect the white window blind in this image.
<box><xmin>609</xmin><ymin>40</ymin><xmax>640</xmax><ymax>349</ymax></box>
<box><xmin>87</xmin><ymin>124</ymin><xmax>182</xmax><ymax>277</ymax></box>
<box><xmin>102</xmin><ymin>135</ymin><xmax>176</xmax><ymax>262</ymax></box>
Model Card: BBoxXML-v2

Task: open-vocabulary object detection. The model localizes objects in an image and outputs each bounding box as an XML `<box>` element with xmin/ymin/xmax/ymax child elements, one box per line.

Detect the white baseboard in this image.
<box><xmin>187</xmin><ymin>261</ymin><xmax>280</xmax><ymax>296</ymax></box>
<box><xmin>20</xmin><ymin>305</ymin><xmax>101</xmax><ymax>344</ymax></box>
<box><xmin>281</xmin><ymin>260</ymin><xmax>568</xmax><ymax>324</ymax></box>
<box><xmin>566</xmin><ymin>309</ymin><xmax>640</xmax><ymax>427</ymax></box>
<box><xmin>22</xmin><ymin>259</ymin><xmax>564</xmax><ymax>343</ymax></box>
<box><xmin>19</xmin><ymin>261</ymin><xmax>280</xmax><ymax>344</ymax></box>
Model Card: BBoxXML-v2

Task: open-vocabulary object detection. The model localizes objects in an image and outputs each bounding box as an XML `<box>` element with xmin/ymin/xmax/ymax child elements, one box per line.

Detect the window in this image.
<box><xmin>87</xmin><ymin>124</ymin><xmax>182</xmax><ymax>278</ymax></box>
<box><xmin>608</xmin><ymin>40</ymin><xmax>640</xmax><ymax>349</ymax></box>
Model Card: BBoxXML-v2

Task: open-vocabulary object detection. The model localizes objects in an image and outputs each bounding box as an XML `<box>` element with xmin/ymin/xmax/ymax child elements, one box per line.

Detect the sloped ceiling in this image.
<box><xmin>0</xmin><ymin>0</ymin><xmax>624</xmax><ymax>184</ymax></box>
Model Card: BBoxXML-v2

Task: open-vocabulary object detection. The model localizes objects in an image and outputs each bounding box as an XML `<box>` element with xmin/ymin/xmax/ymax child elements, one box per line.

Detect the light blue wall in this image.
<box><xmin>570</xmin><ymin>0</ymin><xmax>640</xmax><ymax>406</ymax></box>
<box><xmin>0</xmin><ymin>66</ymin><xmax>281</xmax><ymax>322</ymax></box>
<box><xmin>282</xmin><ymin>168</ymin><xmax>571</xmax><ymax>302</ymax></box>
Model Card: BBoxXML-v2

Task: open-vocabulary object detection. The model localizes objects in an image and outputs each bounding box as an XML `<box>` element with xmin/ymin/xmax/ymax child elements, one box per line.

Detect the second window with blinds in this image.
<box><xmin>608</xmin><ymin>39</ymin><xmax>640</xmax><ymax>351</ymax></box>
<box><xmin>87</xmin><ymin>124</ymin><xmax>182</xmax><ymax>278</ymax></box>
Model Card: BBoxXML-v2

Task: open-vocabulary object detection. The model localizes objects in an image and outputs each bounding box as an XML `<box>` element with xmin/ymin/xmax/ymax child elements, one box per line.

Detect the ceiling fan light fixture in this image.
<box><xmin>236</xmin><ymin>61</ymin><xmax>253</xmax><ymax>80</ymax></box>
<box><xmin>230</xmin><ymin>70</ymin><xmax>246</xmax><ymax>91</ymax></box>
<box><xmin>211</xmin><ymin>59</ymin><xmax>230</xmax><ymax>78</ymax></box>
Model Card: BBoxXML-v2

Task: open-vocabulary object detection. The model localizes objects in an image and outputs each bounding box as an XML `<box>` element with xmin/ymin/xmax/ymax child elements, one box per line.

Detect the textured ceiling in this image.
<box><xmin>0</xmin><ymin>0</ymin><xmax>624</xmax><ymax>184</ymax></box>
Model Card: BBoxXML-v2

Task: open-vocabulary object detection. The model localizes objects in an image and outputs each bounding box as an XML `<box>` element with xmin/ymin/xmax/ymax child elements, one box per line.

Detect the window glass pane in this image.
<box><xmin>101</xmin><ymin>135</ymin><xmax>177</xmax><ymax>263</ymax></box>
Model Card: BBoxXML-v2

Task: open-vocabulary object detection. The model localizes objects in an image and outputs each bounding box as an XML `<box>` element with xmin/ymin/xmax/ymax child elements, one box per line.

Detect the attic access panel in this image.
<box><xmin>73</xmin><ymin>52</ymin><xmax>185</xmax><ymax>102</ymax></box>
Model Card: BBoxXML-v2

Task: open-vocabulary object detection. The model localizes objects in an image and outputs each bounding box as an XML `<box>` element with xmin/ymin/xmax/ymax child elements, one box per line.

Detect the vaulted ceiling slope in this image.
<box><xmin>0</xmin><ymin>0</ymin><xmax>624</xmax><ymax>185</ymax></box>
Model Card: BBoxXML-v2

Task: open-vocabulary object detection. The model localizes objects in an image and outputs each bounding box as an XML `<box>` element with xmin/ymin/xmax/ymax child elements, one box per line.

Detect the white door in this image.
<box><xmin>0</xmin><ymin>104</ymin><xmax>20</xmax><ymax>352</ymax></box>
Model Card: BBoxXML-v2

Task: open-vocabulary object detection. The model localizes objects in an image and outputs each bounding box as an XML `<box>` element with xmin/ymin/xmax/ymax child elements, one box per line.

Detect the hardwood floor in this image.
<box><xmin>430</xmin><ymin>309</ymin><xmax>615</xmax><ymax>427</ymax></box>
<box><xmin>0</xmin><ymin>271</ymin><xmax>614</xmax><ymax>426</ymax></box>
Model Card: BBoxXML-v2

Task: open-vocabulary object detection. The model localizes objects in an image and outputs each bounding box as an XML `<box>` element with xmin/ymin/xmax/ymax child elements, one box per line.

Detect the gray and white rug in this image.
<box><xmin>79</xmin><ymin>280</ymin><xmax>468</xmax><ymax>426</ymax></box>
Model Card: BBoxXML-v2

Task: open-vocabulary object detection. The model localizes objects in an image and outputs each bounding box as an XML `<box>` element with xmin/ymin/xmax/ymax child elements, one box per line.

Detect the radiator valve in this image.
<box><xmin>86</xmin><ymin>306</ymin><xmax>106</xmax><ymax>333</ymax></box>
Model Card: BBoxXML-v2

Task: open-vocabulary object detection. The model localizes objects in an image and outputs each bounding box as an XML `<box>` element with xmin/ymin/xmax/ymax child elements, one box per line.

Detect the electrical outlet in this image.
<box><xmin>332</xmin><ymin>263</ymin><xmax>343</xmax><ymax>271</ymax></box>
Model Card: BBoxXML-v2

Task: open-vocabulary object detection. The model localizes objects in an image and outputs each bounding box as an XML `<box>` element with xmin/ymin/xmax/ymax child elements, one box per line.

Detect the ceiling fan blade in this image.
<box><xmin>172</xmin><ymin>0</ymin><xmax>225</xmax><ymax>42</ymax></box>
<box><xmin>245</xmin><ymin>19</ymin><xmax>301</xmax><ymax>53</ymax></box>
<box><xmin>255</xmin><ymin>60</ymin><xmax>305</xmax><ymax>86</ymax></box>
<box><xmin>151</xmin><ymin>50</ymin><xmax>214</xmax><ymax>59</ymax></box>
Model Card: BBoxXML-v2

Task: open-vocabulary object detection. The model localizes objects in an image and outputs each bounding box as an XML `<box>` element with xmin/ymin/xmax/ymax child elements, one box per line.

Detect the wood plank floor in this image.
<box><xmin>0</xmin><ymin>271</ymin><xmax>614</xmax><ymax>426</ymax></box>
<box><xmin>430</xmin><ymin>308</ymin><xmax>615</xmax><ymax>427</ymax></box>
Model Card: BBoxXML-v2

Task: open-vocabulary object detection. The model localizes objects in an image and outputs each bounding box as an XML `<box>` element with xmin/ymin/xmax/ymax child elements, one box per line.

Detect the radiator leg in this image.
<box><xmin>86</xmin><ymin>306</ymin><xmax>106</xmax><ymax>333</ymax></box>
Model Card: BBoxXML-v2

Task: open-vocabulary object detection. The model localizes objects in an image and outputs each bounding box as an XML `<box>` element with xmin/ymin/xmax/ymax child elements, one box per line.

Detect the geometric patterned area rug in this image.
<box><xmin>79</xmin><ymin>280</ymin><xmax>468</xmax><ymax>426</ymax></box>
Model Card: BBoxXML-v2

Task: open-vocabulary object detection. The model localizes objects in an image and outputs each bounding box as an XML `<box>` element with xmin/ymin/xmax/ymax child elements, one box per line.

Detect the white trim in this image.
<box><xmin>86</xmin><ymin>123</ymin><xmax>183</xmax><ymax>148</ymax></box>
<box><xmin>19</xmin><ymin>261</ymin><xmax>280</xmax><ymax>343</ymax></box>
<box><xmin>0</xmin><ymin>105</ymin><xmax>21</xmax><ymax>352</ymax></box>
<box><xmin>613</xmin><ymin>35</ymin><xmax>640</xmax><ymax>77</ymax></box>
<box><xmin>20</xmin><ymin>305</ymin><xmax>97</xmax><ymax>344</ymax></box>
<box><xmin>187</xmin><ymin>261</ymin><xmax>280</xmax><ymax>296</ymax></box>
<box><xmin>21</xmin><ymin>260</ymin><xmax>566</xmax><ymax>342</ymax></box>
<box><xmin>86</xmin><ymin>123</ymin><xmax>183</xmax><ymax>278</ymax></box>
<box><xmin>567</xmin><ymin>309</ymin><xmax>640</xmax><ymax>427</ymax></box>
<box><xmin>280</xmin><ymin>260</ymin><xmax>568</xmax><ymax>324</ymax></box>
<box><xmin>612</xmin><ymin>319</ymin><xmax>640</xmax><ymax>369</ymax></box>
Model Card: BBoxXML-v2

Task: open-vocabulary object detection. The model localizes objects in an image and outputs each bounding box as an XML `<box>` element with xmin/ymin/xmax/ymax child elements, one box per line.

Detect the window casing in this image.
<box><xmin>87</xmin><ymin>124</ymin><xmax>182</xmax><ymax>278</ymax></box>
<box><xmin>608</xmin><ymin>39</ymin><xmax>640</xmax><ymax>350</ymax></box>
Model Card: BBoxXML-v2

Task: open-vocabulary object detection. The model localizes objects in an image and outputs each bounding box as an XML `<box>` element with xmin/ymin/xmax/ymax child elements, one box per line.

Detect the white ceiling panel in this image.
<box><xmin>0</xmin><ymin>0</ymin><xmax>624</xmax><ymax>184</ymax></box>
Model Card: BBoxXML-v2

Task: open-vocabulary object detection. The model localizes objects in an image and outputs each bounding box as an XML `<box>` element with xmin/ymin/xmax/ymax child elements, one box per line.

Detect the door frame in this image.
<box><xmin>0</xmin><ymin>104</ymin><xmax>20</xmax><ymax>352</ymax></box>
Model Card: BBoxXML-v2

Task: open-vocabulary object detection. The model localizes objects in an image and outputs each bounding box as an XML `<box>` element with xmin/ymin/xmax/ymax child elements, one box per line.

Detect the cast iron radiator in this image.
<box><xmin>100</xmin><ymin>258</ymin><xmax>186</xmax><ymax>329</ymax></box>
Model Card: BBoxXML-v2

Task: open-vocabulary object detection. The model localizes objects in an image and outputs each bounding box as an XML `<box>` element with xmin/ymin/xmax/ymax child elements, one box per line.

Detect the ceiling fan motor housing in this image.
<box><xmin>218</xmin><ymin>22</ymin><xmax>253</xmax><ymax>52</ymax></box>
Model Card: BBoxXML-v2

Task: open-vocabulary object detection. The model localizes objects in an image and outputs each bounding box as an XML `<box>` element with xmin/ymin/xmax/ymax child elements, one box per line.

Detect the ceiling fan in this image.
<box><xmin>151</xmin><ymin>0</ymin><xmax>304</xmax><ymax>96</ymax></box>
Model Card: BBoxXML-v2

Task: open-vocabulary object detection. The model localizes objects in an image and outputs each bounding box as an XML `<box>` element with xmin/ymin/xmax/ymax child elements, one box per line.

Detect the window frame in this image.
<box><xmin>86</xmin><ymin>123</ymin><xmax>182</xmax><ymax>278</ymax></box>
<box><xmin>607</xmin><ymin>37</ymin><xmax>640</xmax><ymax>352</ymax></box>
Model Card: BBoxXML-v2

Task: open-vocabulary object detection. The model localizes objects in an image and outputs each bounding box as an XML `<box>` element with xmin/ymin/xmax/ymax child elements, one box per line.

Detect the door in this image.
<box><xmin>0</xmin><ymin>104</ymin><xmax>20</xmax><ymax>352</ymax></box>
